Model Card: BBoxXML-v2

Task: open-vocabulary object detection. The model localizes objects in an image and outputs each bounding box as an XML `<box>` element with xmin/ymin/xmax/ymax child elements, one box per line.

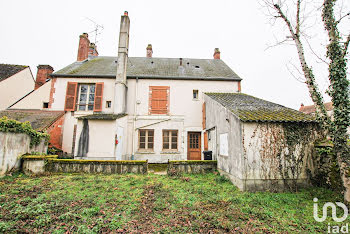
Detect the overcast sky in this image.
<box><xmin>1</xmin><ymin>0</ymin><xmax>349</xmax><ymax>109</ymax></box>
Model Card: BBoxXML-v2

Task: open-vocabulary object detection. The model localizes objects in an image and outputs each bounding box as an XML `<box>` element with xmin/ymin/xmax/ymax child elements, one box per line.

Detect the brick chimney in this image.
<box><xmin>35</xmin><ymin>65</ymin><xmax>54</xmax><ymax>90</ymax></box>
<box><xmin>146</xmin><ymin>44</ymin><xmax>153</xmax><ymax>57</ymax></box>
<box><xmin>88</xmin><ymin>43</ymin><xmax>99</xmax><ymax>58</ymax></box>
<box><xmin>114</xmin><ymin>11</ymin><xmax>130</xmax><ymax>114</ymax></box>
<box><xmin>213</xmin><ymin>48</ymin><xmax>220</xmax><ymax>59</ymax></box>
<box><xmin>77</xmin><ymin>33</ymin><xmax>90</xmax><ymax>61</ymax></box>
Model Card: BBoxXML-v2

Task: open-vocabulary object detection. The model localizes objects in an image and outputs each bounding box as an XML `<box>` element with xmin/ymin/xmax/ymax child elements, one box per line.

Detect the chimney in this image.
<box><xmin>146</xmin><ymin>44</ymin><xmax>153</xmax><ymax>57</ymax></box>
<box><xmin>213</xmin><ymin>48</ymin><xmax>220</xmax><ymax>59</ymax></box>
<box><xmin>114</xmin><ymin>11</ymin><xmax>130</xmax><ymax>114</ymax></box>
<box><xmin>88</xmin><ymin>43</ymin><xmax>99</xmax><ymax>58</ymax></box>
<box><xmin>77</xmin><ymin>33</ymin><xmax>90</xmax><ymax>61</ymax></box>
<box><xmin>35</xmin><ymin>65</ymin><xmax>54</xmax><ymax>90</ymax></box>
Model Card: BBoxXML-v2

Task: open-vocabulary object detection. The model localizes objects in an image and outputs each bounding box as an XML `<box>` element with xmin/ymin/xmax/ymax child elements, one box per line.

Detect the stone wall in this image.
<box><xmin>46</xmin><ymin>159</ymin><xmax>148</xmax><ymax>174</ymax></box>
<box><xmin>167</xmin><ymin>160</ymin><xmax>217</xmax><ymax>174</ymax></box>
<box><xmin>0</xmin><ymin>132</ymin><xmax>47</xmax><ymax>175</ymax></box>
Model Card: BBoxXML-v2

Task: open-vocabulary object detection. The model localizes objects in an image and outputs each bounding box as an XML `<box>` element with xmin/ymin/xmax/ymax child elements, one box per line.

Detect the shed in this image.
<box><xmin>204</xmin><ymin>93</ymin><xmax>320</xmax><ymax>191</ymax></box>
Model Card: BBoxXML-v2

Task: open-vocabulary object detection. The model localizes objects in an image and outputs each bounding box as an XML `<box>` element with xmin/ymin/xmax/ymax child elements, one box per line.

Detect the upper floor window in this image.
<box><xmin>64</xmin><ymin>82</ymin><xmax>104</xmax><ymax>112</ymax></box>
<box><xmin>78</xmin><ymin>84</ymin><xmax>95</xmax><ymax>111</ymax></box>
<box><xmin>193</xmin><ymin>90</ymin><xmax>199</xmax><ymax>100</ymax></box>
<box><xmin>149</xmin><ymin>86</ymin><xmax>170</xmax><ymax>115</ymax></box>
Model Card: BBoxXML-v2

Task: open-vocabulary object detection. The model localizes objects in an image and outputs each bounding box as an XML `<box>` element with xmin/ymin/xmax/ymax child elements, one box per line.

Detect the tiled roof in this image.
<box><xmin>0</xmin><ymin>110</ymin><xmax>64</xmax><ymax>131</ymax></box>
<box><xmin>205</xmin><ymin>93</ymin><xmax>316</xmax><ymax>123</ymax></box>
<box><xmin>0</xmin><ymin>64</ymin><xmax>28</xmax><ymax>82</ymax></box>
<box><xmin>299</xmin><ymin>102</ymin><xmax>333</xmax><ymax>114</ymax></box>
<box><xmin>52</xmin><ymin>56</ymin><xmax>241</xmax><ymax>81</ymax></box>
<box><xmin>77</xmin><ymin>113</ymin><xmax>127</xmax><ymax>120</ymax></box>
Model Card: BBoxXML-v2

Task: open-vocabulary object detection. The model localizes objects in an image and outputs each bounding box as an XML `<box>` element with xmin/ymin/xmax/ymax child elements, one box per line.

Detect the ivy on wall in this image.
<box><xmin>0</xmin><ymin>116</ymin><xmax>49</xmax><ymax>147</ymax></box>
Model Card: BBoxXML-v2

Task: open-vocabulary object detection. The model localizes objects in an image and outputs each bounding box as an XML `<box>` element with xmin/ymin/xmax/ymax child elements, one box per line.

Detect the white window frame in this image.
<box><xmin>77</xmin><ymin>83</ymin><xmax>96</xmax><ymax>111</ymax></box>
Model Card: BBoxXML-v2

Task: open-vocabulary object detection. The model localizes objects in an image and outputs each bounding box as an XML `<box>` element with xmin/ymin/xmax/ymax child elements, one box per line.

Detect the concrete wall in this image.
<box><xmin>168</xmin><ymin>160</ymin><xmax>217</xmax><ymax>174</ymax></box>
<box><xmin>0</xmin><ymin>68</ymin><xmax>34</xmax><ymax>110</ymax></box>
<box><xmin>9</xmin><ymin>80</ymin><xmax>51</xmax><ymax>110</ymax></box>
<box><xmin>0</xmin><ymin>132</ymin><xmax>47</xmax><ymax>175</ymax></box>
<box><xmin>46</xmin><ymin>159</ymin><xmax>148</xmax><ymax>174</ymax></box>
<box><xmin>204</xmin><ymin>94</ymin><xmax>244</xmax><ymax>189</ymax></box>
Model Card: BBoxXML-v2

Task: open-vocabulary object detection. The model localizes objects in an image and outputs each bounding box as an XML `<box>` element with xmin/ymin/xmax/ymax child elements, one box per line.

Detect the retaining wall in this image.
<box><xmin>46</xmin><ymin>159</ymin><xmax>148</xmax><ymax>174</ymax></box>
<box><xmin>0</xmin><ymin>132</ymin><xmax>47</xmax><ymax>175</ymax></box>
<box><xmin>168</xmin><ymin>160</ymin><xmax>217</xmax><ymax>174</ymax></box>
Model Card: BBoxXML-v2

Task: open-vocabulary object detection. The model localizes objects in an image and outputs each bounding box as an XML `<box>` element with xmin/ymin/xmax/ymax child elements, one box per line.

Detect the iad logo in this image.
<box><xmin>313</xmin><ymin>198</ymin><xmax>349</xmax><ymax>233</ymax></box>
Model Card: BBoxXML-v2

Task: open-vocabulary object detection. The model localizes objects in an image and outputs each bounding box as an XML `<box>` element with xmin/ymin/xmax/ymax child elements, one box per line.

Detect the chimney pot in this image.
<box><xmin>146</xmin><ymin>44</ymin><xmax>153</xmax><ymax>58</ymax></box>
<box><xmin>88</xmin><ymin>43</ymin><xmax>99</xmax><ymax>58</ymax></box>
<box><xmin>77</xmin><ymin>33</ymin><xmax>90</xmax><ymax>61</ymax></box>
<box><xmin>213</xmin><ymin>48</ymin><xmax>221</xmax><ymax>59</ymax></box>
<box><xmin>124</xmin><ymin>11</ymin><xmax>128</xmax><ymax>16</ymax></box>
<box><xmin>179</xmin><ymin>58</ymin><xmax>183</xmax><ymax>66</ymax></box>
<box><xmin>35</xmin><ymin>65</ymin><xmax>54</xmax><ymax>90</ymax></box>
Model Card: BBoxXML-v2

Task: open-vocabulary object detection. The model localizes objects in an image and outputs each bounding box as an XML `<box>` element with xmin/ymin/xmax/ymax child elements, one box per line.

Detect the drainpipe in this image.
<box><xmin>131</xmin><ymin>77</ymin><xmax>139</xmax><ymax>160</ymax></box>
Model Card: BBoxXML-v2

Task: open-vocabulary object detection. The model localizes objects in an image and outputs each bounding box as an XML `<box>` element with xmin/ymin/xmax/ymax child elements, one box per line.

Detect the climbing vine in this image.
<box><xmin>0</xmin><ymin>116</ymin><xmax>49</xmax><ymax>147</ymax></box>
<box><xmin>246</xmin><ymin>122</ymin><xmax>321</xmax><ymax>191</ymax></box>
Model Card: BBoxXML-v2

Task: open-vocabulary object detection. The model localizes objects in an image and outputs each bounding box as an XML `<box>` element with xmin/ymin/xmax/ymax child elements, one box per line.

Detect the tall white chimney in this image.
<box><xmin>114</xmin><ymin>11</ymin><xmax>130</xmax><ymax>114</ymax></box>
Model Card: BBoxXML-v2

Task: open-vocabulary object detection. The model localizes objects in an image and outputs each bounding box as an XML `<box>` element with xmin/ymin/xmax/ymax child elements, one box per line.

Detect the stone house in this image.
<box><xmin>45</xmin><ymin>12</ymin><xmax>242</xmax><ymax>162</ymax></box>
<box><xmin>204</xmin><ymin>93</ymin><xmax>318</xmax><ymax>191</ymax></box>
<box><xmin>0</xmin><ymin>64</ymin><xmax>35</xmax><ymax>110</ymax></box>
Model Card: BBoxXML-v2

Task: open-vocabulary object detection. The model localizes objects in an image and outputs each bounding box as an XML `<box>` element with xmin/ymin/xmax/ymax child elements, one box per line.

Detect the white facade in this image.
<box><xmin>0</xmin><ymin>68</ymin><xmax>34</xmax><ymax>110</ymax></box>
<box><xmin>52</xmin><ymin>77</ymin><xmax>239</xmax><ymax>162</ymax></box>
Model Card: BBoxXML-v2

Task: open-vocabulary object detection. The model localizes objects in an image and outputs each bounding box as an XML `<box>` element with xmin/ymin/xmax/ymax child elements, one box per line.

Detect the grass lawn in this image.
<box><xmin>0</xmin><ymin>172</ymin><xmax>347</xmax><ymax>233</ymax></box>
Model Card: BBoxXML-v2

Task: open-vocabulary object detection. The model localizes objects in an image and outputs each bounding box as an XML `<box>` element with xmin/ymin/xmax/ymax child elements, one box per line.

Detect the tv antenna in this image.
<box><xmin>84</xmin><ymin>17</ymin><xmax>104</xmax><ymax>53</ymax></box>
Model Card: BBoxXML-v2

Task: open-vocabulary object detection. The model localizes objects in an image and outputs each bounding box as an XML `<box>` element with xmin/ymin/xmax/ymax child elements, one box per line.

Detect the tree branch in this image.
<box><xmin>296</xmin><ymin>0</ymin><xmax>301</xmax><ymax>37</ymax></box>
<box><xmin>343</xmin><ymin>33</ymin><xmax>350</xmax><ymax>57</ymax></box>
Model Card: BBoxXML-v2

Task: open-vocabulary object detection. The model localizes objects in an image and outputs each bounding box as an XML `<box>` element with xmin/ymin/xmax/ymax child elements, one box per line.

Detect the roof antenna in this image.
<box><xmin>84</xmin><ymin>17</ymin><xmax>104</xmax><ymax>55</ymax></box>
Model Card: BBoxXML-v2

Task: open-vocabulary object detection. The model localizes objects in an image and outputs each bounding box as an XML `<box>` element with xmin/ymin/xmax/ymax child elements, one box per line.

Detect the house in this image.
<box><xmin>204</xmin><ymin>93</ymin><xmax>319</xmax><ymax>191</ymax></box>
<box><xmin>47</xmin><ymin>12</ymin><xmax>242</xmax><ymax>162</ymax></box>
<box><xmin>9</xmin><ymin>65</ymin><xmax>54</xmax><ymax>110</ymax></box>
<box><xmin>0</xmin><ymin>109</ymin><xmax>65</xmax><ymax>149</ymax></box>
<box><xmin>299</xmin><ymin>102</ymin><xmax>333</xmax><ymax>116</ymax></box>
<box><xmin>0</xmin><ymin>64</ymin><xmax>35</xmax><ymax>110</ymax></box>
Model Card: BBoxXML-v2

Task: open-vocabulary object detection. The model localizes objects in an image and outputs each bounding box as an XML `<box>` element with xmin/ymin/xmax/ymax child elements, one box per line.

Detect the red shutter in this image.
<box><xmin>149</xmin><ymin>86</ymin><xmax>169</xmax><ymax>114</ymax></box>
<box><xmin>202</xmin><ymin>102</ymin><xmax>206</xmax><ymax>129</ymax></box>
<box><xmin>64</xmin><ymin>82</ymin><xmax>78</xmax><ymax>111</ymax></box>
<box><xmin>93</xmin><ymin>82</ymin><xmax>104</xmax><ymax>112</ymax></box>
<box><xmin>204</xmin><ymin>132</ymin><xmax>208</xmax><ymax>150</ymax></box>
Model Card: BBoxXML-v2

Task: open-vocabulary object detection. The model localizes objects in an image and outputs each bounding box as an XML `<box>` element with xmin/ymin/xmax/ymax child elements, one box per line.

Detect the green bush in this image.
<box><xmin>0</xmin><ymin>116</ymin><xmax>49</xmax><ymax>147</ymax></box>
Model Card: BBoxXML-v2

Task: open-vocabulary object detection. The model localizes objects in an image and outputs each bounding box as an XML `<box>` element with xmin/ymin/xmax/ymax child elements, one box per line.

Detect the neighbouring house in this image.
<box><xmin>0</xmin><ymin>109</ymin><xmax>65</xmax><ymax>149</ymax></box>
<box><xmin>47</xmin><ymin>12</ymin><xmax>242</xmax><ymax>162</ymax></box>
<box><xmin>9</xmin><ymin>65</ymin><xmax>54</xmax><ymax>110</ymax></box>
<box><xmin>0</xmin><ymin>64</ymin><xmax>35</xmax><ymax>110</ymax></box>
<box><xmin>299</xmin><ymin>102</ymin><xmax>350</xmax><ymax>135</ymax></box>
<box><xmin>204</xmin><ymin>93</ymin><xmax>319</xmax><ymax>191</ymax></box>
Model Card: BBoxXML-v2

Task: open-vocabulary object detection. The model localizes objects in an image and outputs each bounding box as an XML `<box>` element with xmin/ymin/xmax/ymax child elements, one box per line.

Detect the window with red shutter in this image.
<box><xmin>93</xmin><ymin>82</ymin><xmax>104</xmax><ymax>112</ymax></box>
<box><xmin>64</xmin><ymin>82</ymin><xmax>78</xmax><ymax>111</ymax></box>
<box><xmin>149</xmin><ymin>86</ymin><xmax>169</xmax><ymax>114</ymax></box>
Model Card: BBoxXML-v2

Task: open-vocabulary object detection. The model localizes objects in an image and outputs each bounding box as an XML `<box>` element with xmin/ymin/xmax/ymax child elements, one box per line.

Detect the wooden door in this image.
<box><xmin>187</xmin><ymin>132</ymin><xmax>201</xmax><ymax>160</ymax></box>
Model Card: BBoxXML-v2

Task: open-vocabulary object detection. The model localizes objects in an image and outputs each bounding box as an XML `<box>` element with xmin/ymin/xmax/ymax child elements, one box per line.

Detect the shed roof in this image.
<box><xmin>205</xmin><ymin>93</ymin><xmax>316</xmax><ymax>123</ymax></box>
<box><xmin>77</xmin><ymin>113</ymin><xmax>127</xmax><ymax>120</ymax></box>
<box><xmin>0</xmin><ymin>64</ymin><xmax>28</xmax><ymax>82</ymax></box>
<box><xmin>52</xmin><ymin>56</ymin><xmax>241</xmax><ymax>81</ymax></box>
<box><xmin>0</xmin><ymin>109</ymin><xmax>65</xmax><ymax>131</ymax></box>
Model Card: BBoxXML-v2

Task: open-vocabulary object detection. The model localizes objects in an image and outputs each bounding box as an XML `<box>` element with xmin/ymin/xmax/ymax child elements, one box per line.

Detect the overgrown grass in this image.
<box><xmin>0</xmin><ymin>173</ymin><xmax>347</xmax><ymax>232</ymax></box>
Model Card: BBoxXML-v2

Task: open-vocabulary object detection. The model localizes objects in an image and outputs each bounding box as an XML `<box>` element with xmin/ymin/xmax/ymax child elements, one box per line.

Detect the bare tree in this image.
<box><xmin>262</xmin><ymin>0</ymin><xmax>350</xmax><ymax>202</ymax></box>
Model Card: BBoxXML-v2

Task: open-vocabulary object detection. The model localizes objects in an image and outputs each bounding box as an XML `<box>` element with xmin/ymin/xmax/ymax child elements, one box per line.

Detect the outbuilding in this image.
<box><xmin>204</xmin><ymin>93</ymin><xmax>320</xmax><ymax>191</ymax></box>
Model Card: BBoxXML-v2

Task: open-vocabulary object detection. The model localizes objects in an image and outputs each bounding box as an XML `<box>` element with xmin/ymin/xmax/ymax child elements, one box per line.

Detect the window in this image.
<box><xmin>163</xmin><ymin>130</ymin><xmax>178</xmax><ymax>151</ymax></box>
<box><xmin>64</xmin><ymin>82</ymin><xmax>104</xmax><ymax>112</ymax></box>
<box><xmin>43</xmin><ymin>102</ymin><xmax>49</xmax><ymax>109</ymax></box>
<box><xmin>149</xmin><ymin>86</ymin><xmax>170</xmax><ymax>114</ymax></box>
<box><xmin>106</xmin><ymin>101</ymin><xmax>112</xmax><ymax>108</ymax></box>
<box><xmin>139</xmin><ymin>129</ymin><xmax>154</xmax><ymax>150</ymax></box>
<box><xmin>193</xmin><ymin>90</ymin><xmax>198</xmax><ymax>100</ymax></box>
<box><xmin>77</xmin><ymin>84</ymin><xmax>95</xmax><ymax>111</ymax></box>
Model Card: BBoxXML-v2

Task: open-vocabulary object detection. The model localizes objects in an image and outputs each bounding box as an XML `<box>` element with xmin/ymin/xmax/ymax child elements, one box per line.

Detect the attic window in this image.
<box><xmin>43</xmin><ymin>102</ymin><xmax>49</xmax><ymax>109</ymax></box>
<box><xmin>193</xmin><ymin>90</ymin><xmax>199</xmax><ymax>100</ymax></box>
<box><xmin>151</xmin><ymin>61</ymin><xmax>154</xmax><ymax>64</ymax></box>
<box><xmin>195</xmin><ymin>65</ymin><xmax>200</xmax><ymax>69</ymax></box>
<box><xmin>187</xmin><ymin>62</ymin><xmax>190</xmax><ymax>65</ymax></box>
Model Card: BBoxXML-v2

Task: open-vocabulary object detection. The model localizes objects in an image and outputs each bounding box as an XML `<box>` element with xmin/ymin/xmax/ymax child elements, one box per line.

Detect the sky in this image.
<box><xmin>0</xmin><ymin>0</ymin><xmax>348</xmax><ymax>110</ymax></box>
